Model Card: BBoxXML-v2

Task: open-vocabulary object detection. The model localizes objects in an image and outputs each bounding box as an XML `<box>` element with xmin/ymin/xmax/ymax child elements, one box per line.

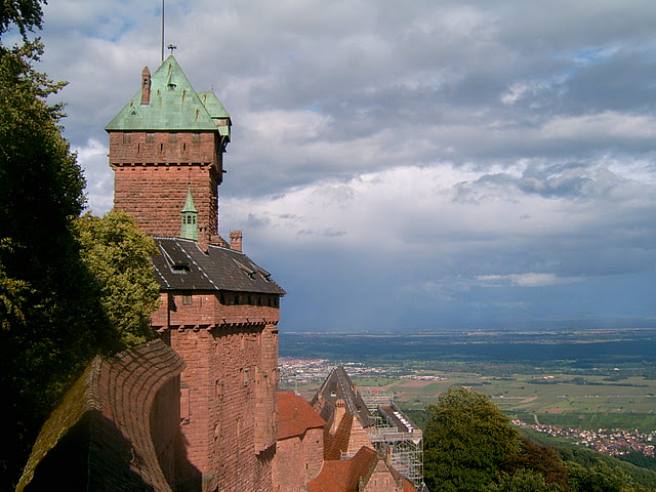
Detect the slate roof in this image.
<box><xmin>17</xmin><ymin>340</ymin><xmax>185</xmax><ymax>492</ymax></box>
<box><xmin>276</xmin><ymin>391</ymin><xmax>325</xmax><ymax>441</ymax></box>
<box><xmin>105</xmin><ymin>55</ymin><xmax>229</xmax><ymax>136</ymax></box>
<box><xmin>152</xmin><ymin>237</ymin><xmax>285</xmax><ymax>295</ymax></box>
<box><xmin>312</xmin><ymin>366</ymin><xmax>373</xmax><ymax>428</ymax></box>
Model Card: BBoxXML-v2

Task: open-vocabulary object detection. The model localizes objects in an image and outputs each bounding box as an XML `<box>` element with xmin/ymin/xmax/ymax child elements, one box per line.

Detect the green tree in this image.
<box><xmin>0</xmin><ymin>0</ymin><xmax>45</xmax><ymax>40</ymax></box>
<box><xmin>0</xmin><ymin>38</ymin><xmax>114</xmax><ymax>489</ymax></box>
<box><xmin>424</xmin><ymin>387</ymin><xmax>520</xmax><ymax>491</ymax></box>
<box><xmin>507</xmin><ymin>437</ymin><xmax>569</xmax><ymax>491</ymax></box>
<box><xmin>488</xmin><ymin>469</ymin><xmax>562</xmax><ymax>492</ymax></box>
<box><xmin>566</xmin><ymin>461</ymin><xmax>649</xmax><ymax>492</ymax></box>
<box><xmin>0</xmin><ymin>5</ymin><xmax>160</xmax><ymax>487</ymax></box>
<box><xmin>76</xmin><ymin>210</ymin><xmax>160</xmax><ymax>346</ymax></box>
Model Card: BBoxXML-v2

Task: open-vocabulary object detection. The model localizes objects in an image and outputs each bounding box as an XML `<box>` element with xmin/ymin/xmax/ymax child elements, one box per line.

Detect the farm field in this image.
<box><xmin>354</xmin><ymin>370</ymin><xmax>656</xmax><ymax>431</ymax></box>
<box><xmin>281</xmin><ymin>328</ymin><xmax>656</xmax><ymax>432</ymax></box>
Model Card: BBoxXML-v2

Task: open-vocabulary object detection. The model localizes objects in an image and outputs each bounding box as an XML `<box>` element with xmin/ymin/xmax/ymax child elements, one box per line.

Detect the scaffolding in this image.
<box><xmin>359</xmin><ymin>392</ymin><xmax>425</xmax><ymax>490</ymax></box>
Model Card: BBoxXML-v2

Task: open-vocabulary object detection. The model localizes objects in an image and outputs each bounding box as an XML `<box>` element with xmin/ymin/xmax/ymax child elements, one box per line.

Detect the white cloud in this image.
<box><xmin>477</xmin><ymin>273</ymin><xmax>581</xmax><ymax>287</ymax></box>
<box><xmin>222</xmin><ymin>160</ymin><xmax>656</xmax><ymax>263</ymax></box>
<box><xmin>501</xmin><ymin>82</ymin><xmax>530</xmax><ymax>105</ymax></box>
<box><xmin>73</xmin><ymin>139</ymin><xmax>113</xmax><ymax>214</ymax></box>
<box><xmin>541</xmin><ymin>112</ymin><xmax>656</xmax><ymax>141</ymax></box>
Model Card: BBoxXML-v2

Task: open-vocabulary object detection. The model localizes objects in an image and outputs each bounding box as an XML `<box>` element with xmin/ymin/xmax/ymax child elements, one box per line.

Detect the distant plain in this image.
<box><xmin>280</xmin><ymin>328</ymin><xmax>656</xmax><ymax>431</ymax></box>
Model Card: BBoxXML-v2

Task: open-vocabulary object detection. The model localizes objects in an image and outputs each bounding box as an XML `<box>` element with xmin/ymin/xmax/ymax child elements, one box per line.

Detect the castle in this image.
<box><xmin>17</xmin><ymin>56</ymin><xmax>418</xmax><ymax>492</ymax></box>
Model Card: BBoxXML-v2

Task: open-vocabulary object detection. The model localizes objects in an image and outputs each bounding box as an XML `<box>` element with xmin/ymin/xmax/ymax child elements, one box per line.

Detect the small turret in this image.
<box><xmin>180</xmin><ymin>188</ymin><xmax>198</xmax><ymax>240</ymax></box>
<box><xmin>141</xmin><ymin>66</ymin><xmax>151</xmax><ymax>105</ymax></box>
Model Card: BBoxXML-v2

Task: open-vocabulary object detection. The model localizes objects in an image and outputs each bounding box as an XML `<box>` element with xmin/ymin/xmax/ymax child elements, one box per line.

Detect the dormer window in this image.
<box><xmin>171</xmin><ymin>262</ymin><xmax>190</xmax><ymax>273</ymax></box>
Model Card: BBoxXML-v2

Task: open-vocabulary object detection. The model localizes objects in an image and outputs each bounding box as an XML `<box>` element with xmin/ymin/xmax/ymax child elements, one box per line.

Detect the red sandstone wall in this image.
<box><xmin>151</xmin><ymin>292</ymin><xmax>280</xmax><ymax>491</ymax></box>
<box><xmin>363</xmin><ymin>461</ymin><xmax>403</xmax><ymax>492</ymax></box>
<box><xmin>149</xmin><ymin>374</ymin><xmax>181</xmax><ymax>488</ymax></box>
<box><xmin>255</xmin><ymin>324</ymin><xmax>278</xmax><ymax>453</ymax></box>
<box><xmin>302</xmin><ymin>428</ymin><xmax>324</xmax><ymax>482</ymax></box>
<box><xmin>95</xmin><ymin>341</ymin><xmax>185</xmax><ymax>491</ymax></box>
<box><xmin>272</xmin><ymin>438</ymin><xmax>304</xmax><ymax>492</ymax></box>
<box><xmin>109</xmin><ymin>131</ymin><xmax>221</xmax><ymax>246</ymax></box>
<box><xmin>170</xmin><ymin>330</ymin><xmax>213</xmax><ymax>489</ymax></box>
<box><xmin>109</xmin><ymin>131</ymin><xmax>220</xmax><ymax>165</ymax></box>
<box><xmin>347</xmin><ymin>419</ymin><xmax>374</xmax><ymax>457</ymax></box>
<box><xmin>151</xmin><ymin>293</ymin><xmax>280</xmax><ymax>329</ymax></box>
<box><xmin>210</xmin><ymin>326</ymin><xmax>269</xmax><ymax>491</ymax></box>
<box><xmin>271</xmin><ymin>427</ymin><xmax>324</xmax><ymax>491</ymax></box>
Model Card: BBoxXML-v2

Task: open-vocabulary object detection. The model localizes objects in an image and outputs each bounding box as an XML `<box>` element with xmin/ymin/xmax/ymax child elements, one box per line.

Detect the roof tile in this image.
<box><xmin>276</xmin><ymin>391</ymin><xmax>325</xmax><ymax>441</ymax></box>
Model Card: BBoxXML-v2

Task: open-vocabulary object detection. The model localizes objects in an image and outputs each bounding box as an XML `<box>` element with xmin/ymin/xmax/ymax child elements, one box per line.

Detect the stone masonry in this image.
<box><xmin>106</xmin><ymin>55</ymin><xmax>283</xmax><ymax>492</ymax></box>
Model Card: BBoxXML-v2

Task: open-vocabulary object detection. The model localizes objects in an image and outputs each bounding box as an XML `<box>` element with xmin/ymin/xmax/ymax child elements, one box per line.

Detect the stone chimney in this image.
<box><xmin>384</xmin><ymin>444</ymin><xmax>393</xmax><ymax>465</ymax></box>
<box><xmin>331</xmin><ymin>399</ymin><xmax>346</xmax><ymax>435</ymax></box>
<box><xmin>141</xmin><ymin>66</ymin><xmax>151</xmax><ymax>105</ymax></box>
<box><xmin>229</xmin><ymin>230</ymin><xmax>243</xmax><ymax>252</ymax></box>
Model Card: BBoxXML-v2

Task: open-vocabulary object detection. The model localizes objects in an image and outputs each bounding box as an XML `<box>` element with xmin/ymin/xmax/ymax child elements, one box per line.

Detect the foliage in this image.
<box><xmin>422</xmin><ymin>388</ymin><xmax>656</xmax><ymax>492</ymax></box>
<box><xmin>487</xmin><ymin>469</ymin><xmax>561</xmax><ymax>492</ymax></box>
<box><xmin>522</xmin><ymin>429</ymin><xmax>656</xmax><ymax>491</ymax></box>
<box><xmin>75</xmin><ymin>211</ymin><xmax>160</xmax><ymax>346</ymax></box>
<box><xmin>0</xmin><ymin>238</ymin><xmax>29</xmax><ymax>330</ymax></box>
<box><xmin>506</xmin><ymin>437</ymin><xmax>569</xmax><ymax>490</ymax></box>
<box><xmin>423</xmin><ymin>387</ymin><xmax>520</xmax><ymax>491</ymax></box>
<box><xmin>0</xmin><ymin>0</ymin><xmax>45</xmax><ymax>39</ymax></box>
<box><xmin>619</xmin><ymin>453</ymin><xmax>656</xmax><ymax>472</ymax></box>
<box><xmin>0</xmin><ymin>37</ymin><xmax>109</xmax><ymax>489</ymax></box>
<box><xmin>567</xmin><ymin>461</ymin><xmax>630</xmax><ymax>492</ymax></box>
<box><xmin>0</xmin><ymin>9</ymin><xmax>160</xmax><ymax>487</ymax></box>
<box><xmin>560</xmin><ymin>447</ymin><xmax>656</xmax><ymax>491</ymax></box>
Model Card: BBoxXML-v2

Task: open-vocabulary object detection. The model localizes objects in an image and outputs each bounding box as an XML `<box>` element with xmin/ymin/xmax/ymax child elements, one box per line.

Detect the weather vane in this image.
<box><xmin>168</xmin><ymin>44</ymin><xmax>177</xmax><ymax>55</ymax></box>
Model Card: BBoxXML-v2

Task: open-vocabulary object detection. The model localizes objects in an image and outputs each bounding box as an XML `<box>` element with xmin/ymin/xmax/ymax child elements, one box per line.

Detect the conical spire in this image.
<box><xmin>182</xmin><ymin>187</ymin><xmax>197</xmax><ymax>213</ymax></box>
<box><xmin>180</xmin><ymin>187</ymin><xmax>198</xmax><ymax>240</ymax></box>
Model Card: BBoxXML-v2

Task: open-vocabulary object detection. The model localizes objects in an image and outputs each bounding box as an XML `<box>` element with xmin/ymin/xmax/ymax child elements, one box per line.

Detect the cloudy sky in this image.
<box><xmin>33</xmin><ymin>0</ymin><xmax>656</xmax><ymax>331</ymax></box>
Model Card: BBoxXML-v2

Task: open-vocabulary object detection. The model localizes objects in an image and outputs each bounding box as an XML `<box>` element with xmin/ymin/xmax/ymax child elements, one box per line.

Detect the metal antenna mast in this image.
<box><xmin>161</xmin><ymin>0</ymin><xmax>165</xmax><ymax>62</ymax></box>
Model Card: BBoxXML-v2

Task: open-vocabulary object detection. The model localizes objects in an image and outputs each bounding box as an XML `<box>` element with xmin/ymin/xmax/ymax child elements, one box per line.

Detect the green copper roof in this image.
<box><xmin>198</xmin><ymin>92</ymin><xmax>230</xmax><ymax>119</ymax></box>
<box><xmin>105</xmin><ymin>55</ymin><xmax>229</xmax><ymax>132</ymax></box>
<box><xmin>181</xmin><ymin>187</ymin><xmax>197</xmax><ymax>213</ymax></box>
<box><xmin>198</xmin><ymin>91</ymin><xmax>231</xmax><ymax>138</ymax></box>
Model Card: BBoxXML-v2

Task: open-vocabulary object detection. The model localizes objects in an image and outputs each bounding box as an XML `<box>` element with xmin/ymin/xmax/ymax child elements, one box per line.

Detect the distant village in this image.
<box><xmin>279</xmin><ymin>357</ymin><xmax>446</xmax><ymax>385</ymax></box>
<box><xmin>513</xmin><ymin>421</ymin><xmax>656</xmax><ymax>459</ymax></box>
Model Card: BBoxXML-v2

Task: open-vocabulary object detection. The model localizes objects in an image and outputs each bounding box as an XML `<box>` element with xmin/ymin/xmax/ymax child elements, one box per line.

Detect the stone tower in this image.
<box><xmin>106</xmin><ymin>56</ymin><xmax>231</xmax><ymax>249</ymax></box>
<box><xmin>106</xmin><ymin>56</ymin><xmax>284</xmax><ymax>492</ymax></box>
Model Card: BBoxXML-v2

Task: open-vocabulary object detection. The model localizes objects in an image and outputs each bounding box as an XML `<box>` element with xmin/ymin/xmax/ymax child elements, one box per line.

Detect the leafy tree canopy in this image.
<box><xmin>424</xmin><ymin>387</ymin><xmax>520</xmax><ymax>491</ymax></box>
<box><xmin>76</xmin><ymin>210</ymin><xmax>160</xmax><ymax>346</ymax></box>
<box><xmin>488</xmin><ymin>469</ymin><xmax>561</xmax><ymax>492</ymax></box>
<box><xmin>0</xmin><ymin>0</ymin><xmax>46</xmax><ymax>39</ymax></box>
<box><xmin>0</xmin><ymin>8</ymin><xmax>160</xmax><ymax>487</ymax></box>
